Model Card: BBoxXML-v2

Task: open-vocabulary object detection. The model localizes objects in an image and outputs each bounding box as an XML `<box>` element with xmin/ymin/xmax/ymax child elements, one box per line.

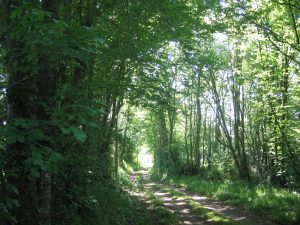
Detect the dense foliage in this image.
<box><xmin>0</xmin><ymin>0</ymin><xmax>299</xmax><ymax>225</ymax></box>
<box><xmin>142</xmin><ymin>0</ymin><xmax>300</xmax><ymax>187</ymax></box>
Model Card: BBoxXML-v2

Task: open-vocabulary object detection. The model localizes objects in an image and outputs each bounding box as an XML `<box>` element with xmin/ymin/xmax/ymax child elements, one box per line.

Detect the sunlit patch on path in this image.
<box><xmin>135</xmin><ymin>170</ymin><xmax>279</xmax><ymax>225</ymax></box>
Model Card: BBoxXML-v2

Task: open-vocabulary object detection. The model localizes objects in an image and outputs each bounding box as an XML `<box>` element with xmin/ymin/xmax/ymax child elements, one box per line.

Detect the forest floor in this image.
<box><xmin>131</xmin><ymin>170</ymin><xmax>279</xmax><ymax>225</ymax></box>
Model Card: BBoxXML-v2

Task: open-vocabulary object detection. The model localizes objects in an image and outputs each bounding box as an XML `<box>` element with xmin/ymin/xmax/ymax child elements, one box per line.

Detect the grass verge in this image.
<box><xmin>164</xmin><ymin>176</ymin><xmax>300</xmax><ymax>224</ymax></box>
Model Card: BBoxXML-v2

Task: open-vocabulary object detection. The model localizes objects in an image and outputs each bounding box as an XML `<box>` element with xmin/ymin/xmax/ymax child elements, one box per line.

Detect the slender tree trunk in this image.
<box><xmin>114</xmin><ymin>116</ymin><xmax>119</xmax><ymax>179</ymax></box>
<box><xmin>158</xmin><ymin>109</ymin><xmax>172</xmax><ymax>171</ymax></box>
<box><xmin>195</xmin><ymin>94</ymin><xmax>201</xmax><ymax>170</ymax></box>
<box><xmin>184</xmin><ymin>102</ymin><xmax>190</xmax><ymax>167</ymax></box>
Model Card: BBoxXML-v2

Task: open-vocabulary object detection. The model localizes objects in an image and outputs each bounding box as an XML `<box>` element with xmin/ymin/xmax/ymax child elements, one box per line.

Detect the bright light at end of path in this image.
<box><xmin>138</xmin><ymin>145</ymin><xmax>153</xmax><ymax>168</ymax></box>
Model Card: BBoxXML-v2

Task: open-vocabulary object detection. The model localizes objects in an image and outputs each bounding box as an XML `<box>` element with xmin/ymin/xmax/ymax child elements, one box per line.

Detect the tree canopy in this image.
<box><xmin>0</xmin><ymin>0</ymin><xmax>299</xmax><ymax>224</ymax></box>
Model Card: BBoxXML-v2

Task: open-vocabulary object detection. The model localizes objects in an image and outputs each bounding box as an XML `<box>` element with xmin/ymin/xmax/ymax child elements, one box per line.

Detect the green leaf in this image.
<box><xmin>7</xmin><ymin>127</ymin><xmax>25</xmax><ymax>144</ymax></box>
<box><xmin>10</xmin><ymin>7</ymin><xmax>23</xmax><ymax>20</ymax></box>
<box><xmin>70</xmin><ymin>126</ymin><xmax>87</xmax><ymax>143</ymax></box>
<box><xmin>27</xmin><ymin>128</ymin><xmax>45</xmax><ymax>142</ymax></box>
<box><xmin>61</xmin><ymin>127</ymin><xmax>71</xmax><ymax>134</ymax></box>
<box><xmin>11</xmin><ymin>199</ymin><xmax>20</xmax><ymax>207</ymax></box>
<box><xmin>13</xmin><ymin>119</ymin><xmax>40</xmax><ymax>129</ymax></box>
<box><xmin>6</xmin><ymin>183</ymin><xmax>19</xmax><ymax>195</ymax></box>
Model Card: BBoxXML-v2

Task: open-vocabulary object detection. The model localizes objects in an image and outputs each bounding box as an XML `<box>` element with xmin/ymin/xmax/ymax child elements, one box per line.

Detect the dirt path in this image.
<box><xmin>133</xmin><ymin>170</ymin><xmax>279</xmax><ymax>225</ymax></box>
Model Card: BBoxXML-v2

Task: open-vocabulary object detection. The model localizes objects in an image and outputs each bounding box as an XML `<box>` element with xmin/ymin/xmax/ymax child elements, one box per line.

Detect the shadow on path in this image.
<box><xmin>132</xmin><ymin>170</ymin><xmax>278</xmax><ymax>225</ymax></box>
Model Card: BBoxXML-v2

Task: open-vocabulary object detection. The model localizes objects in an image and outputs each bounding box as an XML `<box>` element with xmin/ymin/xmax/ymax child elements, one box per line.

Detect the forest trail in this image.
<box><xmin>133</xmin><ymin>170</ymin><xmax>278</xmax><ymax>225</ymax></box>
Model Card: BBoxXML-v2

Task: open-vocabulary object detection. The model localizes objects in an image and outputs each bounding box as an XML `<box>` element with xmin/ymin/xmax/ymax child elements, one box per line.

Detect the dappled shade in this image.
<box><xmin>1</xmin><ymin>0</ymin><xmax>299</xmax><ymax>225</ymax></box>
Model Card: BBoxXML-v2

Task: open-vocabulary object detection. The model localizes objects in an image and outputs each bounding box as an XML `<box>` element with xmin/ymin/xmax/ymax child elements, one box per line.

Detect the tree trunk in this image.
<box><xmin>158</xmin><ymin>109</ymin><xmax>172</xmax><ymax>171</ymax></box>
